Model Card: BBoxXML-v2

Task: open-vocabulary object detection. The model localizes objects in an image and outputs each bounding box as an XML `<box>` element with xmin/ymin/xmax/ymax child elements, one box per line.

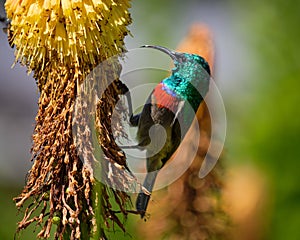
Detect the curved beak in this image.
<box><xmin>140</xmin><ymin>45</ymin><xmax>177</xmax><ymax>61</ymax></box>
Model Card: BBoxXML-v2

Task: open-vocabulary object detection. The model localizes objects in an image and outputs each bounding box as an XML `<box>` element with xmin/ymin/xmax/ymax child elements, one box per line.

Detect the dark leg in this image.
<box><xmin>115</xmin><ymin>80</ymin><xmax>141</xmax><ymax>126</ymax></box>
<box><xmin>129</xmin><ymin>114</ymin><xmax>140</xmax><ymax>127</ymax></box>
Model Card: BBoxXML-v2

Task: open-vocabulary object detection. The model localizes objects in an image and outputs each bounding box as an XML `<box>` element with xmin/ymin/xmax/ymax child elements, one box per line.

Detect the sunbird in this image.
<box><xmin>119</xmin><ymin>45</ymin><xmax>211</xmax><ymax>218</ymax></box>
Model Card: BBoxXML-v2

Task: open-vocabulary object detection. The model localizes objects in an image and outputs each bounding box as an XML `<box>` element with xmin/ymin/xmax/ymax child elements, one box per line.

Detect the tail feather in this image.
<box><xmin>136</xmin><ymin>171</ymin><xmax>158</xmax><ymax>218</ymax></box>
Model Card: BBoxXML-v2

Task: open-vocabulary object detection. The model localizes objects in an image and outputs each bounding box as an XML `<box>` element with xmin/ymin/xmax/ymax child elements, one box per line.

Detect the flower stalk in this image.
<box><xmin>5</xmin><ymin>0</ymin><xmax>132</xmax><ymax>239</ymax></box>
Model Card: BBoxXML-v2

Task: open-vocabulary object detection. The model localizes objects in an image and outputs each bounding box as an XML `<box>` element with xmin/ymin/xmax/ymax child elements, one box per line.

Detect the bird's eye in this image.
<box><xmin>181</xmin><ymin>56</ymin><xmax>187</xmax><ymax>62</ymax></box>
<box><xmin>174</xmin><ymin>53</ymin><xmax>186</xmax><ymax>63</ymax></box>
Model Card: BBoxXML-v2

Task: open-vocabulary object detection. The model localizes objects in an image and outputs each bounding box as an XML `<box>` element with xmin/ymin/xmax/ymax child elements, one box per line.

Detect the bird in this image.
<box><xmin>120</xmin><ymin>45</ymin><xmax>211</xmax><ymax>218</ymax></box>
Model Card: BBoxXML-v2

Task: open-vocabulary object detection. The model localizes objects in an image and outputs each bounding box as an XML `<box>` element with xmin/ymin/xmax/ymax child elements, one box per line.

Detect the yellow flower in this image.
<box><xmin>5</xmin><ymin>0</ymin><xmax>131</xmax><ymax>71</ymax></box>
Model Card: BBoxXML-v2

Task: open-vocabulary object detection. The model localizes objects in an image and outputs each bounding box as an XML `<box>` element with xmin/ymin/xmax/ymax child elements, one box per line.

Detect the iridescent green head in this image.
<box><xmin>141</xmin><ymin>45</ymin><xmax>211</xmax><ymax>76</ymax></box>
<box><xmin>141</xmin><ymin>45</ymin><xmax>211</xmax><ymax>111</ymax></box>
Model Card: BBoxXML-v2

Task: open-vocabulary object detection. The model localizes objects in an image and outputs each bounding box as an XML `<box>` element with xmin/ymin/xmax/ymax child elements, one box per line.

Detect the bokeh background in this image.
<box><xmin>0</xmin><ymin>0</ymin><xmax>299</xmax><ymax>239</ymax></box>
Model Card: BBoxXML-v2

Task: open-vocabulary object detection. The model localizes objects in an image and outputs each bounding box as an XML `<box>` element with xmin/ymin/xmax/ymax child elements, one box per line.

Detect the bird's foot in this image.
<box><xmin>115</xmin><ymin>80</ymin><xmax>129</xmax><ymax>95</ymax></box>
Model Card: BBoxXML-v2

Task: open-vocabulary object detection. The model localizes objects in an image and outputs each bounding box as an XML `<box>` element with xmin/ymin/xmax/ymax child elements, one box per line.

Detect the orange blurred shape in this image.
<box><xmin>224</xmin><ymin>165</ymin><xmax>268</xmax><ymax>240</ymax></box>
<box><xmin>177</xmin><ymin>23</ymin><xmax>214</xmax><ymax>72</ymax></box>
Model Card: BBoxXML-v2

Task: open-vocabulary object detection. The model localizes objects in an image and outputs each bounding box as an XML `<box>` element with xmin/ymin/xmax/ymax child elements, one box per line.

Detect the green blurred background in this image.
<box><xmin>0</xmin><ymin>0</ymin><xmax>299</xmax><ymax>239</ymax></box>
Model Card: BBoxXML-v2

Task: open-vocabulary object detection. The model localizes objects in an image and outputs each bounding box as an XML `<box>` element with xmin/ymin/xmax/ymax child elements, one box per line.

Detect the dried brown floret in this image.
<box><xmin>5</xmin><ymin>0</ymin><xmax>134</xmax><ymax>239</ymax></box>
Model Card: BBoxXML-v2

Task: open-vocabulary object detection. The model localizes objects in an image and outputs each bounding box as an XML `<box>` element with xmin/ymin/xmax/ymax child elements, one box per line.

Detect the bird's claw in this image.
<box><xmin>115</xmin><ymin>80</ymin><xmax>129</xmax><ymax>95</ymax></box>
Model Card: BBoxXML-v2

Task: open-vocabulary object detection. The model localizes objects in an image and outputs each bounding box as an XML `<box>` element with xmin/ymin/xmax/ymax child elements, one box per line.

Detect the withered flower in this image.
<box><xmin>5</xmin><ymin>0</ymin><xmax>132</xmax><ymax>239</ymax></box>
